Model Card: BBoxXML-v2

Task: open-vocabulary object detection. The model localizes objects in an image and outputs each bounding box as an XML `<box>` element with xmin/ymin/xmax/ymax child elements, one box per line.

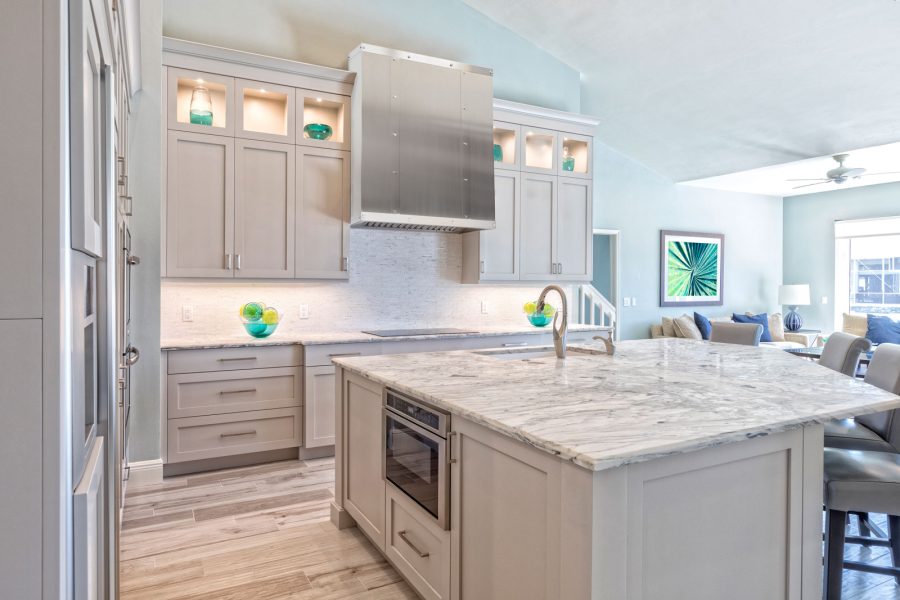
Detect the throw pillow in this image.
<box><xmin>866</xmin><ymin>315</ymin><xmax>900</xmax><ymax>345</ymax></box>
<box><xmin>733</xmin><ymin>313</ymin><xmax>772</xmax><ymax>343</ymax></box>
<box><xmin>843</xmin><ymin>313</ymin><xmax>868</xmax><ymax>338</ymax></box>
<box><xmin>661</xmin><ymin>316</ymin><xmax>677</xmax><ymax>337</ymax></box>
<box><xmin>674</xmin><ymin>314</ymin><xmax>703</xmax><ymax>340</ymax></box>
<box><xmin>693</xmin><ymin>312</ymin><xmax>712</xmax><ymax>340</ymax></box>
<box><xmin>746</xmin><ymin>311</ymin><xmax>785</xmax><ymax>342</ymax></box>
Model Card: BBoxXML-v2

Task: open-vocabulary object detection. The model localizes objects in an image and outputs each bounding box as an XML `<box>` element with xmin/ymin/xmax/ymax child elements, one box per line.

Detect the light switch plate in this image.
<box><xmin>480</xmin><ymin>300</ymin><xmax>489</xmax><ymax>314</ymax></box>
<box><xmin>821</xmin><ymin>296</ymin><xmax>829</xmax><ymax>305</ymax></box>
<box><xmin>623</xmin><ymin>297</ymin><xmax>631</xmax><ymax>307</ymax></box>
<box><xmin>182</xmin><ymin>305</ymin><xmax>194</xmax><ymax>322</ymax></box>
<box><xmin>631</xmin><ymin>297</ymin><xmax>637</xmax><ymax>307</ymax></box>
<box><xmin>298</xmin><ymin>304</ymin><xmax>309</xmax><ymax>319</ymax></box>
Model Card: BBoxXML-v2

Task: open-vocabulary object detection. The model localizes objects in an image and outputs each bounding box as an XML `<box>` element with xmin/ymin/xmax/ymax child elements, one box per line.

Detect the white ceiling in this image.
<box><xmin>462</xmin><ymin>0</ymin><xmax>900</xmax><ymax>182</ymax></box>
<box><xmin>682</xmin><ymin>142</ymin><xmax>900</xmax><ymax>197</ymax></box>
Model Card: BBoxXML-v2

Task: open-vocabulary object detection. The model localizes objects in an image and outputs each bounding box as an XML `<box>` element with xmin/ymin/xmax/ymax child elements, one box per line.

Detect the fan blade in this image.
<box><xmin>792</xmin><ymin>181</ymin><xmax>830</xmax><ymax>189</ymax></box>
<box><xmin>860</xmin><ymin>171</ymin><xmax>900</xmax><ymax>177</ymax></box>
<box><xmin>786</xmin><ymin>178</ymin><xmax>831</xmax><ymax>182</ymax></box>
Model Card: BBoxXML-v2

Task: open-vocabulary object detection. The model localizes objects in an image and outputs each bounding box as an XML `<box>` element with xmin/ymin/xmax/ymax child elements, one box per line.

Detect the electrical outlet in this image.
<box><xmin>182</xmin><ymin>305</ymin><xmax>194</xmax><ymax>322</ymax></box>
<box><xmin>623</xmin><ymin>297</ymin><xmax>631</xmax><ymax>307</ymax></box>
<box><xmin>298</xmin><ymin>304</ymin><xmax>309</xmax><ymax>319</ymax></box>
<box><xmin>631</xmin><ymin>297</ymin><xmax>637</xmax><ymax>307</ymax></box>
<box><xmin>480</xmin><ymin>300</ymin><xmax>489</xmax><ymax>314</ymax></box>
<box><xmin>821</xmin><ymin>296</ymin><xmax>829</xmax><ymax>305</ymax></box>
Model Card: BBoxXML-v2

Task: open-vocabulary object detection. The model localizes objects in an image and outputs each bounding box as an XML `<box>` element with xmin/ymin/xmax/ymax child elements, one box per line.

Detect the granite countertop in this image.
<box><xmin>160</xmin><ymin>324</ymin><xmax>611</xmax><ymax>351</ymax></box>
<box><xmin>333</xmin><ymin>338</ymin><xmax>900</xmax><ymax>472</ymax></box>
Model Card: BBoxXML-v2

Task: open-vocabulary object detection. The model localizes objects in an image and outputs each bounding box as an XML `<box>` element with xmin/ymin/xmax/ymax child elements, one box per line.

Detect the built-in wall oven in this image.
<box><xmin>383</xmin><ymin>389</ymin><xmax>451</xmax><ymax>530</ymax></box>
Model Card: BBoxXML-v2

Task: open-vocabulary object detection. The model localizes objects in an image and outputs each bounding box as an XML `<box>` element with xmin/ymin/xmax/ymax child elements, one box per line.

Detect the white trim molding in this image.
<box><xmin>126</xmin><ymin>458</ymin><xmax>164</xmax><ymax>487</ymax></box>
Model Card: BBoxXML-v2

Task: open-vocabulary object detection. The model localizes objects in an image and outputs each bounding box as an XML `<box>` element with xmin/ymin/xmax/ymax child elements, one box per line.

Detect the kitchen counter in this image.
<box><xmin>160</xmin><ymin>323</ymin><xmax>610</xmax><ymax>351</ymax></box>
<box><xmin>334</xmin><ymin>337</ymin><xmax>900</xmax><ymax>472</ymax></box>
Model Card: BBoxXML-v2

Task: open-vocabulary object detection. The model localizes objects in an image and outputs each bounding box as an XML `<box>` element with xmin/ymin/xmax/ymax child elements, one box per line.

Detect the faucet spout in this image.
<box><xmin>537</xmin><ymin>285</ymin><xmax>568</xmax><ymax>359</ymax></box>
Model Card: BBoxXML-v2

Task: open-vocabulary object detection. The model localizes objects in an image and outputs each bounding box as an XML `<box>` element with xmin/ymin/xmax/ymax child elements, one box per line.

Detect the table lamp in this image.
<box><xmin>779</xmin><ymin>284</ymin><xmax>810</xmax><ymax>332</ymax></box>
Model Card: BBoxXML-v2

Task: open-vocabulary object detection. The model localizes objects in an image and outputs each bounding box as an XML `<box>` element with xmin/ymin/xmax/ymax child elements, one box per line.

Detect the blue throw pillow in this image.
<box><xmin>732</xmin><ymin>313</ymin><xmax>772</xmax><ymax>343</ymax></box>
<box><xmin>866</xmin><ymin>315</ymin><xmax>900</xmax><ymax>345</ymax></box>
<box><xmin>693</xmin><ymin>312</ymin><xmax>712</xmax><ymax>340</ymax></box>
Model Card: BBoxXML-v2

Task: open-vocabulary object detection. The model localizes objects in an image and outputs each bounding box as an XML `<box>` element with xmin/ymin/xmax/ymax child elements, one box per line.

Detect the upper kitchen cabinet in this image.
<box><xmin>236</xmin><ymin>79</ymin><xmax>295</xmax><ymax>143</ymax></box>
<box><xmin>492</xmin><ymin>121</ymin><xmax>521</xmax><ymax>171</ymax></box>
<box><xmin>165</xmin><ymin>131</ymin><xmax>235</xmax><ymax>278</ymax></box>
<box><xmin>555</xmin><ymin>177</ymin><xmax>593</xmax><ymax>280</ymax></box>
<box><xmin>559</xmin><ymin>133</ymin><xmax>592</xmax><ymax>179</ymax></box>
<box><xmin>234</xmin><ymin>140</ymin><xmax>296</xmax><ymax>278</ymax></box>
<box><xmin>295</xmin><ymin>148</ymin><xmax>350</xmax><ymax>279</ymax></box>
<box><xmin>523</xmin><ymin>127</ymin><xmax>558</xmax><ymax>175</ymax></box>
<box><xmin>297</xmin><ymin>90</ymin><xmax>350</xmax><ymax>151</ymax></box>
<box><xmin>519</xmin><ymin>173</ymin><xmax>557</xmax><ymax>280</ymax></box>
<box><xmin>462</xmin><ymin>170</ymin><xmax>521</xmax><ymax>282</ymax></box>
<box><xmin>167</xmin><ymin>68</ymin><xmax>234</xmax><ymax>136</ymax></box>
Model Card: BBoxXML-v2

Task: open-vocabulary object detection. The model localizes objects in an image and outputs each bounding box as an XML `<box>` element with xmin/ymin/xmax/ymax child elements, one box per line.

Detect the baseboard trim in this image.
<box><xmin>126</xmin><ymin>459</ymin><xmax>164</xmax><ymax>487</ymax></box>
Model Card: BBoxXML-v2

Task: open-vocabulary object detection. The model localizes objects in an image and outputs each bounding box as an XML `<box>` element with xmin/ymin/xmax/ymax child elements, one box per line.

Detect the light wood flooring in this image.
<box><xmin>119</xmin><ymin>457</ymin><xmax>417</xmax><ymax>599</ymax></box>
<box><xmin>120</xmin><ymin>458</ymin><xmax>900</xmax><ymax>599</ymax></box>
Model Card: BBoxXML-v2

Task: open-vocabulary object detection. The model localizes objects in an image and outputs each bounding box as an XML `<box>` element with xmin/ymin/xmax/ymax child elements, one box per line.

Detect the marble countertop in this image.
<box><xmin>160</xmin><ymin>324</ymin><xmax>611</xmax><ymax>351</ymax></box>
<box><xmin>333</xmin><ymin>338</ymin><xmax>900</xmax><ymax>472</ymax></box>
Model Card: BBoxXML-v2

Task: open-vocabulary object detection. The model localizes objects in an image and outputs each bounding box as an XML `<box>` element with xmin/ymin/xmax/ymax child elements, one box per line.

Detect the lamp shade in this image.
<box><xmin>779</xmin><ymin>284</ymin><xmax>810</xmax><ymax>306</ymax></box>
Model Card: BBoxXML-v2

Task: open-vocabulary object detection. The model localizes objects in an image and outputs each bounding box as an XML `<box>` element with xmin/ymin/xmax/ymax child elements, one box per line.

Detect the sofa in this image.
<box><xmin>650</xmin><ymin>312</ymin><xmax>807</xmax><ymax>349</ymax></box>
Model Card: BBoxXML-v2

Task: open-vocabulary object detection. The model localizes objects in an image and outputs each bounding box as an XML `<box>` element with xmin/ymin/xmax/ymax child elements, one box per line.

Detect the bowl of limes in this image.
<box><xmin>523</xmin><ymin>300</ymin><xmax>556</xmax><ymax>327</ymax></box>
<box><xmin>240</xmin><ymin>302</ymin><xmax>281</xmax><ymax>338</ymax></box>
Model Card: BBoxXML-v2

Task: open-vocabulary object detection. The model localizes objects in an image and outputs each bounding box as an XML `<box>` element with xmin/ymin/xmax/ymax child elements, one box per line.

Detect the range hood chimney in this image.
<box><xmin>347</xmin><ymin>44</ymin><xmax>495</xmax><ymax>233</ymax></box>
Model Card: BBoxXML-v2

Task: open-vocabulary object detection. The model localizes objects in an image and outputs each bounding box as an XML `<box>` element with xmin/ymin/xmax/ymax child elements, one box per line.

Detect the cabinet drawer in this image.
<box><xmin>167</xmin><ymin>367</ymin><xmax>301</xmax><ymax>419</ymax></box>
<box><xmin>304</xmin><ymin>342</ymin><xmax>380</xmax><ymax>367</ymax></box>
<box><xmin>167</xmin><ymin>408</ymin><xmax>301</xmax><ymax>463</ymax></box>
<box><xmin>386</xmin><ymin>486</ymin><xmax>450</xmax><ymax>600</ymax></box>
<box><xmin>168</xmin><ymin>345</ymin><xmax>301</xmax><ymax>374</ymax></box>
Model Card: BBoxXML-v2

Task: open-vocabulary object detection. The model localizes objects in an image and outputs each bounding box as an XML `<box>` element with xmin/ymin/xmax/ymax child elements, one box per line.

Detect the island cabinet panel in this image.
<box><xmin>386</xmin><ymin>486</ymin><xmax>451</xmax><ymax>600</ymax></box>
<box><xmin>450</xmin><ymin>418</ymin><xmax>562</xmax><ymax>600</ymax></box>
<box><xmin>303</xmin><ymin>365</ymin><xmax>337</xmax><ymax>448</ymax></box>
<box><xmin>342</xmin><ymin>372</ymin><xmax>386</xmax><ymax>550</ymax></box>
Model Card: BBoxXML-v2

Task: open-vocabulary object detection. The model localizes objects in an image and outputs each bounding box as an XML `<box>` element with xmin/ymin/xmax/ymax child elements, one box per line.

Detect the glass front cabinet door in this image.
<box><xmin>236</xmin><ymin>79</ymin><xmax>295</xmax><ymax>143</ymax></box>
<box><xmin>559</xmin><ymin>132</ymin><xmax>592</xmax><ymax>179</ymax></box>
<box><xmin>523</xmin><ymin>127</ymin><xmax>558</xmax><ymax>175</ymax></box>
<box><xmin>492</xmin><ymin>121</ymin><xmax>520</xmax><ymax>171</ymax></box>
<box><xmin>167</xmin><ymin>68</ymin><xmax>234</xmax><ymax>136</ymax></box>
<box><xmin>296</xmin><ymin>90</ymin><xmax>350</xmax><ymax>151</ymax></box>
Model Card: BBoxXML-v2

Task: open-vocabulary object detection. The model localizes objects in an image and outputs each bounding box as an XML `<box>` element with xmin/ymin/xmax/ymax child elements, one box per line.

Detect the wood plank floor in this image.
<box><xmin>119</xmin><ymin>458</ymin><xmax>417</xmax><ymax>599</ymax></box>
<box><xmin>121</xmin><ymin>458</ymin><xmax>900</xmax><ymax>599</ymax></box>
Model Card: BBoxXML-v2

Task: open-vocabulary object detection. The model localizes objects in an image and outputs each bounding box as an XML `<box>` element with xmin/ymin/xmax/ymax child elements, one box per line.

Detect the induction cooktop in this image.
<box><xmin>362</xmin><ymin>328</ymin><xmax>478</xmax><ymax>337</ymax></box>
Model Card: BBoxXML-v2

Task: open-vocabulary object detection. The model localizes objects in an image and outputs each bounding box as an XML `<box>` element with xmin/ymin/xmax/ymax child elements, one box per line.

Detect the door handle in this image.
<box><xmin>226</xmin><ymin>254</ymin><xmax>233</xmax><ymax>270</ymax></box>
<box><xmin>236</xmin><ymin>254</ymin><xmax>242</xmax><ymax>270</ymax></box>
<box><xmin>397</xmin><ymin>530</ymin><xmax>430</xmax><ymax>558</ymax></box>
<box><xmin>328</xmin><ymin>352</ymin><xmax>362</xmax><ymax>358</ymax></box>
<box><xmin>219</xmin><ymin>430</ymin><xmax>257</xmax><ymax>438</ymax></box>
<box><xmin>558</xmin><ymin>262</ymin><xmax>563</xmax><ymax>274</ymax></box>
<box><xmin>125</xmin><ymin>345</ymin><xmax>140</xmax><ymax>366</ymax></box>
<box><xmin>219</xmin><ymin>388</ymin><xmax>257</xmax><ymax>395</ymax></box>
<box><xmin>127</xmin><ymin>255</ymin><xmax>140</xmax><ymax>266</ymax></box>
<box><xmin>480</xmin><ymin>260</ymin><xmax>485</xmax><ymax>274</ymax></box>
<box><xmin>217</xmin><ymin>356</ymin><xmax>258</xmax><ymax>362</ymax></box>
<box><xmin>502</xmin><ymin>342</ymin><xmax>528</xmax><ymax>347</ymax></box>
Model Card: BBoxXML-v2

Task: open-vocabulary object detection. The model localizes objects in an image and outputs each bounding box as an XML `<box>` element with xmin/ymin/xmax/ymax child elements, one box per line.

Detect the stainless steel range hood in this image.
<box><xmin>347</xmin><ymin>44</ymin><xmax>495</xmax><ymax>233</ymax></box>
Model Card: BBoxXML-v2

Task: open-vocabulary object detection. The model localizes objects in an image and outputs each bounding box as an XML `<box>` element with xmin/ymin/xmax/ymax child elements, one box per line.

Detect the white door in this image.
<box><xmin>554</xmin><ymin>177</ymin><xmax>592</xmax><ymax>281</ymax></box>
<box><xmin>520</xmin><ymin>173</ymin><xmax>556</xmax><ymax>280</ymax></box>
<box><xmin>166</xmin><ymin>131</ymin><xmax>235</xmax><ymax>277</ymax></box>
<box><xmin>295</xmin><ymin>147</ymin><xmax>350</xmax><ymax>279</ymax></box>
<box><xmin>479</xmin><ymin>171</ymin><xmax>520</xmax><ymax>281</ymax></box>
<box><xmin>234</xmin><ymin>139</ymin><xmax>295</xmax><ymax>278</ymax></box>
<box><xmin>304</xmin><ymin>365</ymin><xmax>336</xmax><ymax>448</ymax></box>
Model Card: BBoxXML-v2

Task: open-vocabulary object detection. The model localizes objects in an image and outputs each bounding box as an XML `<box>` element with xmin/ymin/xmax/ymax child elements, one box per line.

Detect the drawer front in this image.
<box><xmin>385</xmin><ymin>486</ymin><xmax>450</xmax><ymax>600</ymax></box>
<box><xmin>167</xmin><ymin>408</ymin><xmax>301</xmax><ymax>463</ymax></box>
<box><xmin>168</xmin><ymin>345</ymin><xmax>302</xmax><ymax>374</ymax></box>
<box><xmin>304</xmin><ymin>342</ymin><xmax>381</xmax><ymax>367</ymax></box>
<box><xmin>167</xmin><ymin>367</ymin><xmax>301</xmax><ymax>419</ymax></box>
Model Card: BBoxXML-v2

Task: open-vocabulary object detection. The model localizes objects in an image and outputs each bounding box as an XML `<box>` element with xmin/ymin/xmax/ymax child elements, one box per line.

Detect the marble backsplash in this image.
<box><xmin>161</xmin><ymin>228</ymin><xmax>572</xmax><ymax>339</ymax></box>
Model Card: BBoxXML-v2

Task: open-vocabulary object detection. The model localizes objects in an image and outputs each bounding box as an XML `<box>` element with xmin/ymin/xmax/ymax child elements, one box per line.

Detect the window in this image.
<box><xmin>835</xmin><ymin>217</ymin><xmax>900</xmax><ymax>323</ymax></box>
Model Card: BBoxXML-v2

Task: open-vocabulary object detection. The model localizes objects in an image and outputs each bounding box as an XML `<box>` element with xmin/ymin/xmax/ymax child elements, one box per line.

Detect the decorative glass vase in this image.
<box><xmin>493</xmin><ymin>143</ymin><xmax>503</xmax><ymax>162</ymax></box>
<box><xmin>189</xmin><ymin>86</ymin><xmax>213</xmax><ymax>126</ymax></box>
<box><xmin>562</xmin><ymin>147</ymin><xmax>575</xmax><ymax>172</ymax></box>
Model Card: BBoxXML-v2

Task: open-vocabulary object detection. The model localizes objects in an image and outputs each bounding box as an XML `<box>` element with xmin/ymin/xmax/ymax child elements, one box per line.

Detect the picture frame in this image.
<box><xmin>659</xmin><ymin>230</ymin><xmax>724</xmax><ymax>307</ymax></box>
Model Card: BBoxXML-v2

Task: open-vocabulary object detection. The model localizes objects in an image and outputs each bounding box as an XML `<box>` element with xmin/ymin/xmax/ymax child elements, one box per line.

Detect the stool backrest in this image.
<box><xmin>860</xmin><ymin>343</ymin><xmax>900</xmax><ymax>451</ymax></box>
<box><xmin>819</xmin><ymin>332</ymin><xmax>872</xmax><ymax>377</ymax></box>
<box><xmin>710</xmin><ymin>322</ymin><xmax>763</xmax><ymax>346</ymax></box>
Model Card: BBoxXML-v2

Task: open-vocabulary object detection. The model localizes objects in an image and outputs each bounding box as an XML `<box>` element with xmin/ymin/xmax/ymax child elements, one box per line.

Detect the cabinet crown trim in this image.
<box><xmin>492</xmin><ymin>98</ymin><xmax>599</xmax><ymax>128</ymax></box>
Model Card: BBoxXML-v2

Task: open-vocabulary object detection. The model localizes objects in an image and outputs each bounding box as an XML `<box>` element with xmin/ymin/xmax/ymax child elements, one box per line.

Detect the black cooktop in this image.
<box><xmin>362</xmin><ymin>328</ymin><xmax>478</xmax><ymax>337</ymax></box>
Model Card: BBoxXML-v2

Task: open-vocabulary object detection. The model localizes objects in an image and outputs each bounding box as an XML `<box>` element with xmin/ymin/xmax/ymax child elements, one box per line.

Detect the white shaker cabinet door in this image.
<box><xmin>519</xmin><ymin>173</ymin><xmax>556</xmax><ymax>280</ymax></box>
<box><xmin>234</xmin><ymin>139</ymin><xmax>295</xmax><ymax>278</ymax></box>
<box><xmin>304</xmin><ymin>365</ymin><xmax>337</xmax><ymax>448</ymax></box>
<box><xmin>166</xmin><ymin>131</ymin><xmax>235</xmax><ymax>278</ymax></box>
<box><xmin>295</xmin><ymin>147</ymin><xmax>350</xmax><ymax>279</ymax></box>
<box><xmin>554</xmin><ymin>177</ymin><xmax>592</xmax><ymax>281</ymax></box>
<box><xmin>479</xmin><ymin>170</ymin><xmax>520</xmax><ymax>281</ymax></box>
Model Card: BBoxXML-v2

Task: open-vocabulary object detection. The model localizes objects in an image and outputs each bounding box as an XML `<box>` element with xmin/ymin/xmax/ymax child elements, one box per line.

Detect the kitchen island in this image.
<box><xmin>331</xmin><ymin>338</ymin><xmax>900</xmax><ymax>600</ymax></box>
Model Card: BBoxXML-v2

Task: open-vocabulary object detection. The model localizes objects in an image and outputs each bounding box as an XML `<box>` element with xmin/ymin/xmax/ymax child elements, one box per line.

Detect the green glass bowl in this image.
<box><xmin>304</xmin><ymin>123</ymin><xmax>333</xmax><ymax>140</ymax></box>
<box><xmin>243</xmin><ymin>322</ymin><xmax>279</xmax><ymax>338</ymax></box>
<box><xmin>527</xmin><ymin>313</ymin><xmax>553</xmax><ymax>327</ymax></box>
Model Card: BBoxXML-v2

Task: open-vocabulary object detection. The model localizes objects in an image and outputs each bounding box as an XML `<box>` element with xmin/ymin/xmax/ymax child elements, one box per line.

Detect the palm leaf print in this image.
<box><xmin>667</xmin><ymin>241</ymin><xmax>719</xmax><ymax>297</ymax></box>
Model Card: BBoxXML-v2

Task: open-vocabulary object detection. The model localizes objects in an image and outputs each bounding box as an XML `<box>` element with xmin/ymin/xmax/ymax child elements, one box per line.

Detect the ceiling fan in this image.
<box><xmin>788</xmin><ymin>154</ymin><xmax>900</xmax><ymax>189</ymax></box>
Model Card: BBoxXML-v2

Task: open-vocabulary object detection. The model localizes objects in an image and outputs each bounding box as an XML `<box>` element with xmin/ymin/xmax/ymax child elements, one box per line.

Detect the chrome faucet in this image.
<box><xmin>537</xmin><ymin>285</ymin><xmax>568</xmax><ymax>359</ymax></box>
<box><xmin>593</xmin><ymin>331</ymin><xmax>616</xmax><ymax>356</ymax></box>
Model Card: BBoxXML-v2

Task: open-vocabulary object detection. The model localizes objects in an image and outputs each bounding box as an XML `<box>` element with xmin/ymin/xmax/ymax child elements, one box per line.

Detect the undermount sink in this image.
<box><xmin>474</xmin><ymin>346</ymin><xmax>592</xmax><ymax>361</ymax></box>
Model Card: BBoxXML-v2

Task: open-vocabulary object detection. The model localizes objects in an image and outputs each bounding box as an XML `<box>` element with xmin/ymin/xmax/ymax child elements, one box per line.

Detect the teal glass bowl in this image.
<box><xmin>304</xmin><ymin>123</ymin><xmax>333</xmax><ymax>140</ymax></box>
<box><xmin>527</xmin><ymin>313</ymin><xmax>553</xmax><ymax>327</ymax></box>
<box><xmin>243</xmin><ymin>322</ymin><xmax>279</xmax><ymax>338</ymax></box>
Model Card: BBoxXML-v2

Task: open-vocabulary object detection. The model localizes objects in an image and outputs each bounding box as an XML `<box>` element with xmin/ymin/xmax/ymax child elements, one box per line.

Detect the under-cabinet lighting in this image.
<box><xmin>526</xmin><ymin>131</ymin><xmax>533</xmax><ymax>137</ymax></box>
<box><xmin>260</xmin><ymin>88</ymin><xmax>266</xmax><ymax>93</ymax></box>
<box><xmin>197</xmin><ymin>78</ymin><xmax>204</xmax><ymax>84</ymax></box>
<box><xmin>315</xmin><ymin>97</ymin><xmax>323</xmax><ymax>102</ymax></box>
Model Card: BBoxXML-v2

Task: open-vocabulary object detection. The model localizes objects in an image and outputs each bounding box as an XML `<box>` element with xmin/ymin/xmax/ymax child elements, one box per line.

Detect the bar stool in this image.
<box><xmin>709</xmin><ymin>322</ymin><xmax>762</xmax><ymax>346</ymax></box>
<box><xmin>818</xmin><ymin>332</ymin><xmax>872</xmax><ymax>377</ymax></box>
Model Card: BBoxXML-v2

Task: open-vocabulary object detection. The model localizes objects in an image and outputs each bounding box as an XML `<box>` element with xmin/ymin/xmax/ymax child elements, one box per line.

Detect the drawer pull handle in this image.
<box><xmin>328</xmin><ymin>352</ymin><xmax>362</xmax><ymax>358</ymax></box>
<box><xmin>397</xmin><ymin>530</ymin><xmax>429</xmax><ymax>558</ymax></box>
<box><xmin>219</xmin><ymin>388</ymin><xmax>257</xmax><ymax>395</ymax></box>
<box><xmin>220</xmin><ymin>430</ymin><xmax>257</xmax><ymax>438</ymax></box>
<box><xmin>217</xmin><ymin>357</ymin><xmax>258</xmax><ymax>362</ymax></box>
<box><xmin>502</xmin><ymin>342</ymin><xmax>528</xmax><ymax>347</ymax></box>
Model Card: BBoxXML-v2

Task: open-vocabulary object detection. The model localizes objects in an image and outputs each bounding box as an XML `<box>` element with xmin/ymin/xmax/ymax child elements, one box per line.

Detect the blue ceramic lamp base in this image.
<box><xmin>784</xmin><ymin>307</ymin><xmax>803</xmax><ymax>332</ymax></box>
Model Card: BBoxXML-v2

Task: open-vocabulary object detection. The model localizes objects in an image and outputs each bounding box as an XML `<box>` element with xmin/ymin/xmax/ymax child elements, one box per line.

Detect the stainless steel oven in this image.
<box><xmin>383</xmin><ymin>389</ymin><xmax>451</xmax><ymax>530</ymax></box>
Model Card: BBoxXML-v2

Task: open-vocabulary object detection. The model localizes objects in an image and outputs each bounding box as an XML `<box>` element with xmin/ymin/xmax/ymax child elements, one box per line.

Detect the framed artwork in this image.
<box><xmin>659</xmin><ymin>230</ymin><xmax>724</xmax><ymax>307</ymax></box>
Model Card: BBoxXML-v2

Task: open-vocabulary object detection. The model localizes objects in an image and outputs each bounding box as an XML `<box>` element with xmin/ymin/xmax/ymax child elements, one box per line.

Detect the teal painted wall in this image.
<box><xmin>592</xmin><ymin>234</ymin><xmax>612</xmax><ymax>299</ymax></box>
<box><xmin>161</xmin><ymin>0</ymin><xmax>582</xmax><ymax>112</ymax></box>
<box><xmin>589</xmin><ymin>141</ymin><xmax>784</xmax><ymax>340</ymax></box>
<box><xmin>783</xmin><ymin>181</ymin><xmax>900</xmax><ymax>333</ymax></box>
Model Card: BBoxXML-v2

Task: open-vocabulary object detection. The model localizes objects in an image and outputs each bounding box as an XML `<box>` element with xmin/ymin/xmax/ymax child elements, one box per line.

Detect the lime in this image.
<box><xmin>542</xmin><ymin>303</ymin><xmax>556</xmax><ymax>316</ymax></box>
<box><xmin>240</xmin><ymin>302</ymin><xmax>264</xmax><ymax>321</ymax></box>
<box><xmin>262</xmin><ymin>308</ymin><xmax>279</xmax><ymax>325</ymax></box>
<box><xmin>523</xmin><ymin>301</ymin><xmax>537</xmax><ymax>314</ymax></box>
